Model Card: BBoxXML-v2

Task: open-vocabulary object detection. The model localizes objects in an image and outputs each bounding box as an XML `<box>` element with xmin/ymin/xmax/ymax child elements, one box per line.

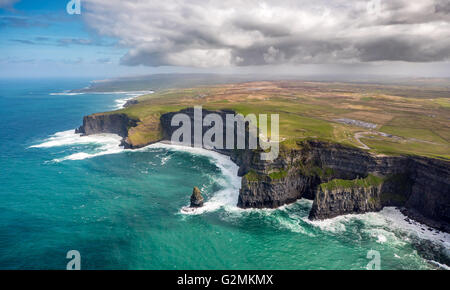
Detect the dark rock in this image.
<box><xmin>190</xmin><ymin>187</ymin><xmax>204</xmax><ymax>207</ymax></box>
<box><xmin>124</xmin><ymin>99</ymin><xmax>139</xmax><ymax>108</ymax></box>
<box><xmin>401</xmin><ymin>207</ymin><xmax>450</xmax><ymax>233</ymax></box>
<box><xmin>238</xmin><ymin>170</ymin><xmax>315</xmax><ymax>208</ymax></box>
<box><xmin>160</xmin><ymin>108</ymin><xmax>243</xmax><ymax>149</ymax></box>
<box><xmin>309</xmin><ymin>184</ymin><xmax>384</xmax><ymax>220</ymax></box>
<box><xmin>75</xmin><ymin>113</ymin><xmax>138</xmax><ymax>138</ymax></box>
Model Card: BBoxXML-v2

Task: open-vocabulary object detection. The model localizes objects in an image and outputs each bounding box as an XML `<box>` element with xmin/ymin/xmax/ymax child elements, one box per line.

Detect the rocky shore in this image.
<box><xmin>76</xmin><ymin>109</ymin><xmax>450</xmax><ymax>232</ymax></box>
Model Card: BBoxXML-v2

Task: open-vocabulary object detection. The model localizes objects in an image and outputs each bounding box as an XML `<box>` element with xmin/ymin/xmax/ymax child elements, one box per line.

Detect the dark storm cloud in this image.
<box><xmin>356</xmin><ymin>36</ymin><xmax>450</xmax><ymax>62</ymax></box>
<box><xmin>231</xmin><ymin>40</ymin><xmax>351</xmax><ymax>66</ymax></box>
<box><xmin>435</xmin><ymin>0</ymin><xmax>450</xmax><ymax>14</ymax></box>
<box><xmin>369</xmin><ymin>0</ymin><xmax>450</xmax><ymax>25</ymax></box>
<box><xmin>84</xmin><ymin>0</ymin><xmax>450</xmax><ymax>67</ymax></box>
<box><xmin>121</xmin><ymin>50</ymin><xmax>167</xmax><ymax>67</ymax></box>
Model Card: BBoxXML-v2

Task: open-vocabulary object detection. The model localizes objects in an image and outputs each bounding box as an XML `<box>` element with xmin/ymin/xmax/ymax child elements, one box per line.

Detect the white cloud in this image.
<box><xmin>83</xmin><ymin>0</ymin><xmax>450</xmax><ymax>67</ymax></box>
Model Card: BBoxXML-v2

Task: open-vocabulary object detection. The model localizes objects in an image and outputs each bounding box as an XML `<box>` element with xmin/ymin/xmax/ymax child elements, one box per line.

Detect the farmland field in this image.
<box><xmin>101</xmin><ymin>81</ymin><xmax>450</xmax><ymax>159</ymax></box>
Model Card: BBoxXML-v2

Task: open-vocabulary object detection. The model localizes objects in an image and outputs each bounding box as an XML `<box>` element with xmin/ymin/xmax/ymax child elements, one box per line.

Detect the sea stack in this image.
<box><xmin>190</xmin><ymin>187</ymin><xmax>204</xmax><ymax>208</ymax></box>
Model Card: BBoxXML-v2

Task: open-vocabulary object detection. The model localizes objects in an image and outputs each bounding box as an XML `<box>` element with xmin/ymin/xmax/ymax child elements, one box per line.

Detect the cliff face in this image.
<box><xmin>237</xmin><ymin>140</ymin><xmax>449</xmax><ymax>231</ymax></box>
<box><xmin>239</xmin><ymin>170</ymin><xmax>316</xmax><ymax>208</ymax></box>
<box><xmin>160</xmin><ymin>108</ymin><xmax>235</xmax><ymax>145</ymax></box>
<box><xmin>76</xmin><ymin>113</ymin><xmax>138</xmax><ymax>138</ymax></box>
<box><xmin>77</xmin><ymin>109</ymin><xmax>450</xmax><ymax>231</ymax></box>
<box><xmin>406</xmin><ymin>157</ymin><xmax>450</xmax><ymax>228</ymax></box>
<box><xmin>310</xmin><ymin>185</ymin><xmax>384</xmax><ymax>219</ymax></box>
<box><xmin>308</xmin><ymin>175</ymin><xmax>411</xmax><ymax>220</ymax></box>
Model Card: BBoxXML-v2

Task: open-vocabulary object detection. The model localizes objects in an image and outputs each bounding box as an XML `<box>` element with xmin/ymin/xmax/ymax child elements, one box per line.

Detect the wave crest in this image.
<box><xmin>29</xmin><ymin>130</ymin><xmax>124</xmax><ymax>162</ymax></box>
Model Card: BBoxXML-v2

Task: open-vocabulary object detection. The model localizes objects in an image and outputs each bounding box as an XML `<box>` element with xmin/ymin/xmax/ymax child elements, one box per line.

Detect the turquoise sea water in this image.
<box><xmin>0</xmin><ymin>79</ymin><xmax>448</xmax><ymax>270</ymax></box>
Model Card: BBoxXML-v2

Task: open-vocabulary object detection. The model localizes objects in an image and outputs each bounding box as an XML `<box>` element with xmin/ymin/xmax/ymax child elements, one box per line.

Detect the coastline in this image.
<box><xmin>28</xmin><ymin>90</ymin><xmax>450</xmax><ymax>269</ymax></box>
<box><xmin>31</xmin><ymin>129</ymin><xmax>450</xmax><ymax>240</ymax></box>
<box><xmin>27</xmin><ymin>131</ymin><xmax>450</xmax><ymax>269</ymax></box>
<box><xmin>74</xmin><ymin>105</ymin><xmax>450</xmax><ymax>234</ymax></box>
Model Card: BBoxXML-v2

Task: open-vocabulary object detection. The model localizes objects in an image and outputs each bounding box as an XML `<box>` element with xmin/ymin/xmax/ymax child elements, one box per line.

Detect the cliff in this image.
<box><xmin>308</xmin><ymin>174</ymin><xmax>408</xmax><ymax>219</ymax></box>
<box><xmin>76</xmin><ymin>109</ymin><xmax>450</xmax><ymax>232</ymax></box>
<box><xmin>237</xmin><ymin>140</ymin><xmax>450</xmax><ymax>232</ymax></box>
<box><xmin>75</xmin><ymin>113</ymin><xmax>138</xmax><ymax>148</ymax></box>
<box><xmin>76</xmin><ymin>113</ymin><xmax>138</xmax><ymax>138</ymax></box>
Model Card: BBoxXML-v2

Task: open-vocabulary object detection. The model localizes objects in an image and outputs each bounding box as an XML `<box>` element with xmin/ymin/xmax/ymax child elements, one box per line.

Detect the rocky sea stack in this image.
<box><xmin>190</xmin><ymin>187</ymin><xmax>204</xmax><ymax>208</ymax></box>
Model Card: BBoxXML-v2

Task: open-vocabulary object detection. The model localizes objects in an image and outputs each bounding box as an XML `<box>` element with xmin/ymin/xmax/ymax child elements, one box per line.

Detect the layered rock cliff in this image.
<box><xmin>76</xmin><ymin>109</ymin><xmax>450</xmax><ymax>232</ymax></box>
<box><xmin>237</xmin><ymin>140</ymin><xmax>449</xmax><ymax>232</ymax></box>
<box><xmin>311</xmin><ymin>184</ymin><xmax>385</xmax><ymax>219</ymax></box>
<box><xmin>309</xmin><ymin>174</ymin><xmax>410</xmax><ymax>219</ymax></box>
<box><xmin>76</xmin><ymin>113</ymin><xmax>138</xmax><ymax>138</ymax></box>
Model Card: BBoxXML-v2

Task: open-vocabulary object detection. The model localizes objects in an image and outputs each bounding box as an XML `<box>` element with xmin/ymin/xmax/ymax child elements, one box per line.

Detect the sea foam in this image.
<box><xmin>31</xmin><ymin>132</ymin><xmax>242</xmax><ymax>213</ymax></box>
<box><xmin>29</xmin><ymin>130</ymin><xmax>125</xmax><ymax>162</ymax></box>
<box><xmin>50</xmin><ymin>92</ymin><xmax>85</xmax><ymax>96</ymax></box>
<box><xmin>49</xmin><ymin>90</ymin><xmax>154</xmax><ymax>110</ymax></box>
<box><xmin>304</xmin><ymin>206</ymin><xmax>450</xmax><ymax>267</ymax></box>
<box><xmin>141</xmin><ymin>143</ymin><xmax>241</xmax><ymax>215</ymax></box>
<box><xmin>31</xmin><ymin>91</ymin><xmax>155</xmax><ymax>160</ymax></box>
<box><xmin>111</xmin><ymin>91</ymin><xmax>154</xmax><ymax>109</ymax></box>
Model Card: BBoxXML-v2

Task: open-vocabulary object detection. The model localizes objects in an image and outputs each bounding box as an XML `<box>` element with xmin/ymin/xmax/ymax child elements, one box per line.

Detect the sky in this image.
<box><xmin>1</xmin><ymin>0</ymin><xmax>450</xmax><ymax>79</ymax></box>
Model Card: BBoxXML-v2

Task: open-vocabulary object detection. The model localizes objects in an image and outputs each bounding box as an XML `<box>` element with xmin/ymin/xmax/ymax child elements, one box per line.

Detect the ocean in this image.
<box><xmin>0</xmin><ymin>78</ymin><xmax>448</xmax><ymax>270</ymax></box>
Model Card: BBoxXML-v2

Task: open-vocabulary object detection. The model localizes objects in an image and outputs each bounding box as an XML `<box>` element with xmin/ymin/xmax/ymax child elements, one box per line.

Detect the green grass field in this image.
<box><xmin>98</xmin><ymin>81</ymin><xmax>450</xmax><ymax>160</ymax></box>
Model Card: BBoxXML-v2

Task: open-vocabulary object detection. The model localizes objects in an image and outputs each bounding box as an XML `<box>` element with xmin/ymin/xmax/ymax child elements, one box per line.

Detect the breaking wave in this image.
<box><xmin>111</xmin><ymin>91</ymin><xmax>154</xmax><ymax>109</ymax></box>
<box><xmin>29</xmin><ymin>130</ymin><xmax>125</xmax><ymax>162</ymax></box>
<box><xmin>49</xmin><ymin>92</ymin><xmax>85</xmax><ymax>96</ymax></box>
<box><xmin>30</xmin><ymin>133</ymin><xmax>242</xmax><ymax>214</ymax></box>
<box><xmin>141</xmin><ymin>143</ymin><xmax>241</xmax><ymax>215</ymax></box>
<box><xmin>49</xmin><ymin>90</ymin><xmax>154</xmax><ymax>110</ymax></box>
<box><xmin>304</xmin><ymin>206</ymin><xmax>450</xmax><ymax>268</ymax></box>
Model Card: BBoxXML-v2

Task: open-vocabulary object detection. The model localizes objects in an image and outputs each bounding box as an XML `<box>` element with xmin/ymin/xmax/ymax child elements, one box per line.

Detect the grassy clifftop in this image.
<box><xmin>319</xmin><ymin>174</ymin><xmax>385</xmax><ymax>191</ymax></box>
<box><xmin>100</xmin><ymin>81</ymin><xmax>449</xmax><ymax>159</ymax></box>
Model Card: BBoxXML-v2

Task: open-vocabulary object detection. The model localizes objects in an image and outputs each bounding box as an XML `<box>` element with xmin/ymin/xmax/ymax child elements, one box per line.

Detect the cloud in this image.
<box><xmin>356</xmin><ymin>36</ymin><xmax>450</xmax><ymax>62</ymax></box>
<box><xmin>58</xmin><ymin>38</ymin><xmax>94</xmax><ymax>46</ymax></box>
<box><xmin>83</xmin><ymin>0</ymin><xmax>450</xmax><ymax>67</ymax></box>
<box><xmin>435</xmin><ymin>0</ymin><xmax>450</xmax><ymax>14</ymax></box>
<box><xmin>7</xmin><ymin>36</ymin><xmax>107</xmax><ymax>48</ymax></box>
<box><xmin>0</xmin><ymin>16</ymin><xmax>48</xmax><ymax>28</ymax></box>
<box><xmin>9</xmin><ymin>38</ymin><xmax>37</xmax><ymax>45</ymax></box>
<box><xmin>0</xmin><ymin>0</ymin><xmax>19</xmax><ymax>10</ymax></box>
